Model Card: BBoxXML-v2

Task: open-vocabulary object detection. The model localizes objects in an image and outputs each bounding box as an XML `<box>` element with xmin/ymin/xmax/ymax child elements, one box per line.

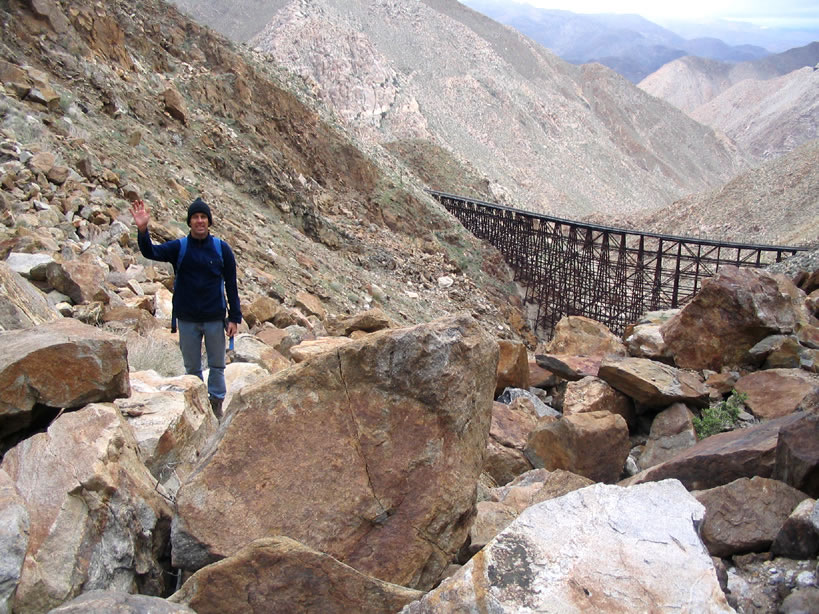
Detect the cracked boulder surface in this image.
<box><xmin>171</xmin><ymin>314</ymin><xmax>498</xmax><ymax>590</ymax></box>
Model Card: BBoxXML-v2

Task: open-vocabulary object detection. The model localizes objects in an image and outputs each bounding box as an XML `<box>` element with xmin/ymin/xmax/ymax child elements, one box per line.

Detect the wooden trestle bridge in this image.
<box><xmin>430</xmin><ymin>190</ymin><xmax>808</xmax><ymax>338</ymax></box>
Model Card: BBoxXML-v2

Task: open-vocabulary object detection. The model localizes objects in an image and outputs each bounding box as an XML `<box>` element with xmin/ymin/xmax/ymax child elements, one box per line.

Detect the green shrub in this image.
<box><xmin>693</xmin><ymin>390</ymin><xmax>747</xmax><ymax>439</ymax></box>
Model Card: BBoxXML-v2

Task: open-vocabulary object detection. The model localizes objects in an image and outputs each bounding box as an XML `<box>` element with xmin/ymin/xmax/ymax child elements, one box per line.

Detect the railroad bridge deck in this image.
<box><xmin>430</xmin><ymin>191</ymin><xmax>808</xmax><ymax>338</ymax></box>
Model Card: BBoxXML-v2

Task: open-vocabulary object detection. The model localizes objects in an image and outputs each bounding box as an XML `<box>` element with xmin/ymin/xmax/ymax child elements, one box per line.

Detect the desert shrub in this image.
<box><xmin>693</xmin><ymin>390</ymin><xmax>747</xmax><ymax>439</ymax></box>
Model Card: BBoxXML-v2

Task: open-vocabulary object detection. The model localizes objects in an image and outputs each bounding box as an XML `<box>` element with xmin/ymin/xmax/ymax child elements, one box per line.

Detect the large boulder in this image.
<box><xmin>0</xmin><ymin>468</ymin><xmax>28</xmax><ymax>614</ymax></box>
<box><xmin>484</xmin><ymin>401</ymin><xmax>538</xmax><ymax>486</ymax></box>
<box><xmin>546</xmin><ymin>315</ymin><xmax>627</xmax><ymax>357</ymax></box>
<box><xmin>694</xmin><ymin>476</ymin><xmax>810</xmax><ymax>557</ymax></box>
<box><xmin>525</xmin><ymin>411</ymin><xmax>629</xmax><ymax>483</ymax></box>
<box><xmin>623</xmin><ymin>412</ymin><xmax>806</xmax><ymax>490</ymax></box>
<box><xmin>170</xmin><ymin>537</ymin><xmax>422</xmax><ymax>614</ymax></box>
<box><xmin>400</xmin><ymin>480</ymin><xmax>733</xmax><ymax>613</ymax></box>
<box><xmin>494</xmin><ymin>340</ymin><xmax>530</xmax><ymax>397</ymax></box>
<box><xmin>172</xmin><ymin>315</ymin><xmax>498</xmax><ymax>590</ymax></box>
<box><xmin>598</xmin><ymin>356</ymin><xmax>708</xmax><ymax>410</ymax></box>
<box><xmin>0</xmin><ymin>404</ymin><xmax>173</xmax><ymax>613</ymax></box>
<box><xmin>114</xmin><ymin>371</ymin><xmax>218</xmax><ymax>497</ymax></box>
<box><xmin>734</xmin><ymin>369</ymin><xmax>819</xmax><ymax>420</ymax></box>
<box><xmin>660</xmin><ymin>267</ymin><xmax>810</xmax><ymax>371</ymax></box>
<box><xmin>45</xmin><ymin>260</ymin><xmax>107</xmax><ymax>305</ymax></box>
<box><xmin>0</xmin><ymin>319</ymin><xmax>129</xmax><ymax>439</ymax></box>
<box><xmin>562</xmin><ymin>376</ymin><xmax>635</xmax><ymax>430</ymax></box>
<box><xmin>47</xmin><ymin>590</ymin><xmax>195</xmax><ymax>614</ymax></box>
<box><xmin>638</xmin><ymin>402</ymin><xmax>697</xmax><ymax>470</ymax></box>
<box><xmin>772</xmin><ymin>498</ymin><xmax>819</xmax><ymax>559</ymax></box>
<box><xmin>774</xmin><ymin>412</ymin><xmax>819</xmax><ymax>497</ymax></box>
<box><xmin>487</xmin><ymin>468</ymin><xmax>593</xmax><ymax>514</ymax></box>
<box><xmin>0</xmin><ymin>262</ymin><xmax>60</xmax><ymax>332</ymax></box>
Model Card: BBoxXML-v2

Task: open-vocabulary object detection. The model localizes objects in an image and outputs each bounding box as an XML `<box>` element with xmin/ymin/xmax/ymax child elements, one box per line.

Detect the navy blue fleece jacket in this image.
<box><xmin>137</xmin><ymin>230</ymin><xmax>242</xmax><ymax>324</ymax></box>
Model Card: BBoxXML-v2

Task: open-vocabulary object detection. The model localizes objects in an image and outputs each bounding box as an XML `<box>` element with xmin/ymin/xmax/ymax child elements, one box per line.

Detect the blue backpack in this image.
<box><xmin>171</xmin><ymin>235</ymin><xmax>227</xmax><ymax>333</ymax></box>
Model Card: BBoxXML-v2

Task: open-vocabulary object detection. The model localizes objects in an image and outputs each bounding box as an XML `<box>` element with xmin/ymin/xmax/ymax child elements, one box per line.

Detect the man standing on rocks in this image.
<box><xmin>130</xmin><ymin>197</ymin><xmax>241</xmax><ymax>418</ymax></box>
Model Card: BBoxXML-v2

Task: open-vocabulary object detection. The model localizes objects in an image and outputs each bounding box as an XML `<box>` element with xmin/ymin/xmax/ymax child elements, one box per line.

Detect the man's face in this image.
<box><xmin>189</xmin><ymin>212</ymin><xmax>209</xmax><ymax>239</ymax></box>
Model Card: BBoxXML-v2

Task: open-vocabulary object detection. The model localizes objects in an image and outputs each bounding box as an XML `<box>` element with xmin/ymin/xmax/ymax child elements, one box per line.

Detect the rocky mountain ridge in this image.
<box><xmin>460</xmin><ymin>1</ymin><xmax>773</xmax><ymax>83</ymax></box>
<box><xmin>172</xmin><ymin>0</ymin><xmax>748</xmax><ymax>221</ymax></box>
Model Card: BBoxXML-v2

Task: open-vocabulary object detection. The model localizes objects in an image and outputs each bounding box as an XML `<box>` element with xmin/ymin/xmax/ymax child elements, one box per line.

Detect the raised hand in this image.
<box><xmin>130</xmin><ymin>199</ymin><xmax>150</xmax><ymax>233</ymax></box>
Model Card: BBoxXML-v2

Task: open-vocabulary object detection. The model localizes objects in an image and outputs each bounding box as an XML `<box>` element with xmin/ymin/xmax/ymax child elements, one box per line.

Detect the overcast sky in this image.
<box><xmin>517</xmin><ymin>1</ymin><xmax>819</xmax><ymax>28</ymax></box>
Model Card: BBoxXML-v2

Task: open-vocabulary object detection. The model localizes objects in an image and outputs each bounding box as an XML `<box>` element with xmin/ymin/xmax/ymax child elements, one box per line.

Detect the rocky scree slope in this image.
<box><xmin>0</xmin><ymin>0</ymin><xmax>532</xmax><ymax>344</ymax></box>
<box><xmin>615</xmin><ymin>139</ymin><xmax>819</xmax><ymax>247</ymax></box>
<box><xmin>172</xmin><ymin>0</ymin><xmax>749</xmax><ymax>220</ymax></box>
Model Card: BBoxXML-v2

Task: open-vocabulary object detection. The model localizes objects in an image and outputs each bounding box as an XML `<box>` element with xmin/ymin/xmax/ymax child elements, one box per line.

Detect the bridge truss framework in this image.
<box><xmin>430</xmin><ymin>191</ymin><xmax>807</xmax><ymax>338</ymax></box>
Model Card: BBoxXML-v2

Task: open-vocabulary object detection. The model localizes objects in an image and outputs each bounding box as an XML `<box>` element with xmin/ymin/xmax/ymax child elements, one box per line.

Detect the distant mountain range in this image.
<box><xmin>460</xmin><ymin>1</ymin><xmax>819</xmax><ymax>82</ymax></box>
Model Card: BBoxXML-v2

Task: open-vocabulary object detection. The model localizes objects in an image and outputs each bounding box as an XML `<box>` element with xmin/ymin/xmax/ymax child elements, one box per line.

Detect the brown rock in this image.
<box><xmin>774</xmin><ymin>412</ymin><xmax>819</xmax><ymax>497</ymax></box>
<box><xmin>172</xmin><ymin>315</ymin><xmax>497</xmax><ymax>590</ymax></box>
<box><xmin>563</xmin><ymin>376</ymin><xmax>636</xmax><ymax>429</ymax></box>
<box><xmin>694</xmin><ymin>476</ymin><xmax>810</xmax><ymax>557</ymax></box>
<box><xmin>48</xmin><ymin>590</ymin><xmax>195</xmax><ymax>614</ymax></box>
<box><xmin>546</xmin><ymin>315</ymin><xmax>627</xmax><ymax>357</ymax></box>
<box><xmin>638</xmin><ymin>402</ymin><xmax>697</xmax><ymax>470</ymax></box>
<box><xmin>324</xmin><ymin>308</ymin><xmax>393</xmax><ymax>336</ymax></box>
<box><xmin>244</xmin><ymin>295</ymin><xmax>281</xmax><ymax>328</ymax></box>
<box><xmin>483</xmin><ymin>438</ymin><xmax>533</xmax><ymax>487</ymax></box>
<box><xmin>484</xmin><ymin>400</ymin><xmax>538</xmax><ymax>485</ymax></box>
<box><xmin>528</xmin><ymin>360</ymin><xmax>559</xmax><ymax>388</ymax></box>
<box><xmin>0</xmin><ymin>262</ymin><xmax>61</xmax><ymax>331</ymax></box>
<box><xmin>290</xmin><ymin>336</ymin><xmax>354</xmax><ymax>362</ymax></box>
<box><xmin>660</xmin><ymin>267</ymin><xmax>810</xmax><ymax>370</ymax></box>
<box><xmin>598</xmin><ymin>356</ymin><xmax>709</xmax><ymax>410</ymax></box>
<box><xmin>163</xmin><ymin>86</ymin><xmax>187</xmax><ymax>123</ymax></box>
<box><xmin>623</xmin><ymin>309</ymin><xmax>676</xmax><ymax>360</ymax></box>
<box><xmin>771</xmin><ymin>498</ymin><xmax>819</xmax><ymax>559</ymax></box>
<box><xmin>525</xmin><ymin>411</ymin><xmax>629</xmax><ymax>483</ymax></box>
<box><xmin>27</xmin><ymin>151</ymin><xmax>55</xmax><ymax>175</ymax></box>
<box><xmin>488</xmin><ymin>468</ymin><xmax>593</xmax><ymax>513</ymax></box>
<box><xmin>0</xmin><ymin>319</ymin><xmax>129</xmax><ymax>434</ymax></box>
<box><xmin>45</xmin><ymin>259</ymin><xmax>108</xmax><ymax>304</ymax></box>
<box><xmin>467</xmin><ymin>501</ymin><xmax>518</xmax><ymax>555</ymax></box>
<box><xmin>170</xmin><ymin>537</ymin><xmax>422</xmax><ymax>614</ymax></box>
<box><xmin>734</xmin><ymin>368</ymin><xmax>819</xmax><ymax>420</ymax></box>
<box><xmin>294</xmin><ymin>290</ymin><xmax>326</xmax><ymax>319</ymax></box>
<box><xmin>495</xmin><ymin>339</ymin><xmax>530</xmax><ymax>397</ymax></box>
<box><xmin>1</xmin><ymin>404</ymin><xmax>173</xmax><ymax>612</ymax></box>
<box><xmin>534</xmin><ymin>353</ymin><xmax>601</xmax><ymax>381</ymax></box>
<box><xmin>622</xmin><ymin>412</ymin><xmax>806</xmax><ymax>490</ymax></box>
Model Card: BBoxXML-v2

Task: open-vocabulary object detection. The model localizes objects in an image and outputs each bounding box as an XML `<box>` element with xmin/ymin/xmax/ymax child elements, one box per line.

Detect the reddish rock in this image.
<box><xmin>546</xmin><ymin>315</ymin><xmax>627</xmax><ymax>357</ymax></box>
<box><xmin>598</xmin><ymin>356</ymin><xmax>709</xmax><ymax>410</ymax></box>
<box><xmin>170</xmin><ymin>537</ymin><xmax>422</xmax><ymax>614</ymax></box>
<box><xmin>771</xmin><ymin>498</ymin><xmax>819</xmax><ymax>559</ymax></box>
<box><xmin>774</xmin><ymin>412</ymin><xmax>819</xmax><ymax>497</ymax></box>
<box><xmin>324</xmin><ymin>308</ymin><xmax>393</xmax><ymax>336</ymax></box>
<box><xmin>694</xmin><ymin>476</ymin><xmax>810</xmax><ymax>557</ymax></box>
<box><xmin>528</xmin><ymin>360</ymin><xmax>559</xmax><ymax>388</ymax></box>
<box><xmin>660</xmin><ymin>267</ymin><xmax>810</xmax><ymax>371</ymax></box>
<box><xmin>45</xmin><ymin>259</ymin><xmax>108</xmax><ymax>305</ymax></box>
<box><xmin>172</xmin><ymin>315</ymin><xmax>497</xmax><ymax>590</ymax></box>
<box><xmin>525</xmin><ymin>411</ymin><xmax>629</xmax><ymax>483</ymax></box>
<box><xmin>534</xmin><ymin>354</ymin><xmax>602</xmax><ymax>381</ymax></box>
<box><xmin>0</xmin><ymin>319</ymin><xmax>129</xmax><ymax>431</ymax></box>
<box><xmin>734</xmin><ymin>368</ymin><xmax>819</xmax><ymax>420</ymax></box>
<box><xmin>639</xmin><ymin>402</ymin><xmax>697</xmax><ymax>470</ymax></box>
<box><xmin>495</xmin><ymin>340</ymin><xmax>530</xmax><ymax>397</ymax></box>
<box><xmin>622</xmin><ymin>413</ymin><xmax>806</xmax><ymax>491</ymax></box>
<box><xmin>563</xmin><ymin>376</ymin><xmax>635</xmax><ymax>430</ymax></box>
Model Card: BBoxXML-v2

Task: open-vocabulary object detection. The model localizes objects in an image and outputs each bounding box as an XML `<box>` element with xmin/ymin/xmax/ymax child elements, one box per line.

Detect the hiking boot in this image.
<box><xmin>209</xmin><ymin>395</ymin><xmax>223</xmax><ymax>420</ymax></box>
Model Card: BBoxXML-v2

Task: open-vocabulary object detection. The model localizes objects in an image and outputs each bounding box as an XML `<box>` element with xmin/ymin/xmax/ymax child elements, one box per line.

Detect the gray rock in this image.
<box><xmin>401</xmin><ymin>480</ymin><xmax>733</xmax><ymax>613</ymax></box>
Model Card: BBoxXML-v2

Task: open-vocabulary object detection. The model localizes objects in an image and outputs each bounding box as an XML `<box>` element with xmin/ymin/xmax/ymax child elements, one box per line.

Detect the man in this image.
<box><xmin>130</xmin><ymin>197</ymin><xmax>241</xmax><ymax>418</ymax></box>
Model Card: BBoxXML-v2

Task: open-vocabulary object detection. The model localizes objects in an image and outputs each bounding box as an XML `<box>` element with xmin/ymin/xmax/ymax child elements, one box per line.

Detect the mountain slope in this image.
<box><xmin>458</xmin><ymin>2</ymin><xmax>770</xmax><ymax>82</ymax></box>
<box><xmin>639</xmin><ymin>42</ymin><xmax>819</xmax><ymax>112</ymax></box>
<box><xmin>690</xmin><ymin>67</ymin><xmax>819</xmax><ymax>160</ymax></box>
<box><xmin>618</xmin><ymin>139</ymin><xmax>819</xmax><ymax>247</ymax></box>
<box><xmin>0</xmin><ymin>0</ymin><xmax>532</xmax><ymax>342</ymax></box>
<box><xmin>172</xmin><ymin>0</ymin><xmax>748</xmax><ymax>221</ymax></box>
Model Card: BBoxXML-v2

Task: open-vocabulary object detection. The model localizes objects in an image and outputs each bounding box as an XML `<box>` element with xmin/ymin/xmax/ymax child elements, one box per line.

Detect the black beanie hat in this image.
<box><xmin>187</xmin><ymin>197</ymin><xmax>212</xmax><ymax>226</ymax></box>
